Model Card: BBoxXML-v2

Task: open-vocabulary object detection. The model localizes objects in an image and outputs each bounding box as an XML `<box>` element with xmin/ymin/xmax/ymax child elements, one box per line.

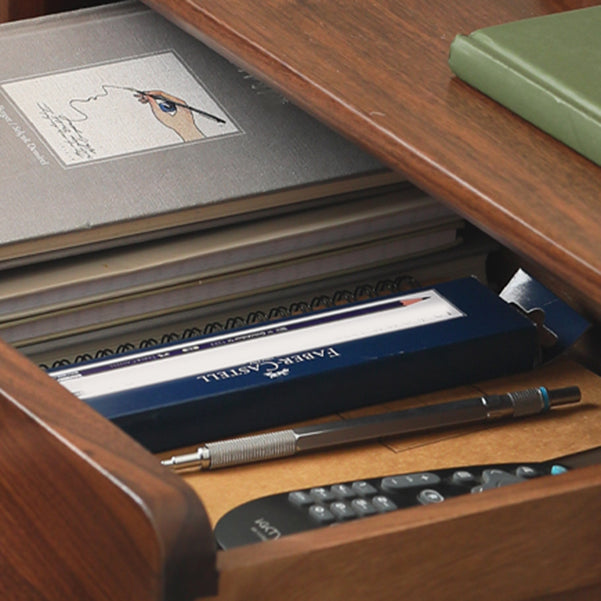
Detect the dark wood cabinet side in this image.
<box><xmin>0</xmin><ymin>339</ymin><xmax>218</xmax><ymax>600</ymax></box>
<box><xmin>0</xmin><ymin>0</ymin><xmax>114</xmax><ymax>22</ymax></box>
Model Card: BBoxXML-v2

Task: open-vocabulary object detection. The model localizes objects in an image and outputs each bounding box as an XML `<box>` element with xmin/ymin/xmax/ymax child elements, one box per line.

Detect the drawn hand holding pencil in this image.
<box><xmin>135</xmin><ymin>89</ymin><xmax>211</xmax><ymax>141</ymax></box>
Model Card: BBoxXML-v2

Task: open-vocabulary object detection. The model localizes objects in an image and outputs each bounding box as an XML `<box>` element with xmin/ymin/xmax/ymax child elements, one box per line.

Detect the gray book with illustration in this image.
<box><xmin>0</xmin><ymin>1</ymin><xmax>395</xmax><ymax>267</ymax></box>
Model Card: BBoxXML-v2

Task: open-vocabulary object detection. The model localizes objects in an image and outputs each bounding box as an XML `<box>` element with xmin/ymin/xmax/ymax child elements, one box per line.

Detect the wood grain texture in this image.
<box><xmin>2</xmin><ymin>2</ymin><xmax>601</xmax><ymax>599</ymax></box>
<box><xmin>142</xmin><ymin>0</ymin><xmax>601</xmax><ymax>321</ymax></box>
<box><xmin>0</xmin><ymin>0</ymin><xmax>43</xmax><ymax>20</ymax></box>
<box><xmin>214</xmin><ymin>465</ymin><xmax>601</xmax><ymax>601</ymax></box>
<box><xmin>185</xmin><ymin>358</ymin><xmax>601</xmax><ymax>601</ymax></box>
<box><xmin>0</xmin><ymin>338</ymin><xmax>217</xmax><ymax>601</ymax></box>
<box><xmin>0</xmin><ymin>0</ymin><xmax>112</xmax><ymax>21</ymax></box>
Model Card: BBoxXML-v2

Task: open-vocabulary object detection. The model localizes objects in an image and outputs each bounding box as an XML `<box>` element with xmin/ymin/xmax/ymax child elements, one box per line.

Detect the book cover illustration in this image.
<box><xmin>0</xmin><ymin>2</ymin><xmax>392</xmax><ymax>266</ymax></box>
<box><xmin>2</xmin><ymin>51</ymin><xmax>240</xmax><ymax>166</ymax></box>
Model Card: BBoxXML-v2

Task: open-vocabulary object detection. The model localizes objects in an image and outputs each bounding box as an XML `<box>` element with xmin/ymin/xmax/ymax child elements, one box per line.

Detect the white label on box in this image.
<box><xmin>51</xmin><ymin>290</ymin><xmax>464</xmax><ymax>399</ymax></box>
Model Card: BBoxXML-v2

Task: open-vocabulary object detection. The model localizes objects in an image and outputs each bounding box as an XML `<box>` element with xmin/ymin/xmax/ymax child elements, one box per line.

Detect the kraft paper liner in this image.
<box><xmin>171</xmin><ymin>359</ymin><xmax>600</xmax><ymax>524</ymax></box>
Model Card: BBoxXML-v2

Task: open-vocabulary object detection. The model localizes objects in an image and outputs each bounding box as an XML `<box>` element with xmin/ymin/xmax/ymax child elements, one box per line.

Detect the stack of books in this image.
<box><xmin>0</xmin><ymin>1</ymin><xmax>493</xmax><ymax>367</ymax></box>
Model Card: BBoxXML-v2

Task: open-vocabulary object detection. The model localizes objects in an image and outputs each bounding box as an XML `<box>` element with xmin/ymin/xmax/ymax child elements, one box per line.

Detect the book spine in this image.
<box><xmin>448</xmin><ymin>33</ymin><xmax>601</xmax><ymax>166</ymax></box>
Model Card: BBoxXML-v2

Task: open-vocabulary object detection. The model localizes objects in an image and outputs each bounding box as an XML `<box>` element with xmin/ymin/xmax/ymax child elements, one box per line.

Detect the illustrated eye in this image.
<box><xmin>158</xmin><ymin>99</ymin><xmax>177</xmax><ymax>114</ymax></box>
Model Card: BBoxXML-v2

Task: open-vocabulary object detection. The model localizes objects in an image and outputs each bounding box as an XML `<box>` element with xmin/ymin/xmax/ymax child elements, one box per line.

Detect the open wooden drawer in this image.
<box><xmin>2</xmin><ymin>0</ymin><xmax>601</xmax><ymax>599</ymax></box>
<box><xmin>3</xmin><ymin>334</ymin><xmax>601</xmax><ymax>601</ymax></box>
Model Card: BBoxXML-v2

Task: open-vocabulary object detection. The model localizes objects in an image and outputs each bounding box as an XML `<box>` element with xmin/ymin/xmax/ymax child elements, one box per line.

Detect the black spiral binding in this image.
<box><xmin>42</xmin><ymin>275</ymin><xmax>420</xmax><ymax>370</ymax></box>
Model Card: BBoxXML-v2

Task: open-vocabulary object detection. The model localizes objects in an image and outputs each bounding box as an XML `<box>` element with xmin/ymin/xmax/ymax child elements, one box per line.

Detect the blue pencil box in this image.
<box><xmin>49</xmin><ymin>277</ymin><xmax>539</xmax><ymax>451</ymax></box>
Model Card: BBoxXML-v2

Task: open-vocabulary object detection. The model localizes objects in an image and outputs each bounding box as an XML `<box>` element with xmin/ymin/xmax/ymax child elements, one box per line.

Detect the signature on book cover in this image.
<box><xmin>1</xmin><ymin>51</ymin><xmax>240</xmax><ymax>166</ymax></box>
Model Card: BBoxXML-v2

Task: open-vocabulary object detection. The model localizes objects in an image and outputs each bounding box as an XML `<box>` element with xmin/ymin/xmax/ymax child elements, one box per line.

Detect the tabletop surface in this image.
<box><xmin>144</xmin><ymin>0</ymin><xmax>601</xmax><ymax>318</ymax></box>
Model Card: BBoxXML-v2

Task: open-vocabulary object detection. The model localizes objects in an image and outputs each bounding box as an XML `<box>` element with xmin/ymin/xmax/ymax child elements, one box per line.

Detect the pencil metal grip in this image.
<box><xmin>205</xmin><ymin>431</ymin><xmax>298</xmax><ymax>468</ymax></box>
<box><xmin>162</xmin><ymin>431</ymin><xmax>298</xmax><ymax>471</ymax></box>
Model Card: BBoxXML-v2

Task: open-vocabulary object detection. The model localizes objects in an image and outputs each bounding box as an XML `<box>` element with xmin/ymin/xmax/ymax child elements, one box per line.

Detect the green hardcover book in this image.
<box><xmin>448</xmin><ymin>7</ymin><xmax>601</xmax><ymax>166</ymax></box>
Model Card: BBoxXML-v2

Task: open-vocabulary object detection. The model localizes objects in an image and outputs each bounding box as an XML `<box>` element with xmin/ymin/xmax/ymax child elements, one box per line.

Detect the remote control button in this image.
<box><xmin>482</xmin><ymin>468</ymin><xmax>524</xmax><ymax>484</ymax></box>
<box><xmin>451</xmin><ymin>470</ymin><xmax>477</xmax><ymax>485</ymax></box>
<box><xmin>551</xmin><ymin>464</ymin><xmax>568</xmax><ymax>475</ymax></box>
<box><xmin>308</xmin><ymin>504</ymin><xmax>335</xmax><ymax>524</ymax></box>
<box><xmin>417</xmin><ymin>489</ymin><xmax>445</xmax><ymax>505</ymax></box>
<box><xmin>310</xmin><ymin>487</ymin><xmax>336</xmax><ymax>503</ymax></box>
<box><xmin>372</xmin><ymin>495</ymin><xmax>398</xmax><ymax>513</ymax></box>
<box><xmin>471</xmin><ymin>469</ymin><xmax>524</xmax><ymax>492</ymax></box>
<box><xmin>331</xmin><ymin>484</ymin><xmax>355</xmax><ymax>499</ymax></box>
<box><xmin>515</xmin><ymin>466</ymin><xmax>539</xmax><ymax>478</ymax></box>
<box><xmin>288</xmin><ymin>491</ymin><xmax>313</xmax><ymax>507</ymax></box>
<box><xmin>483</xmin><ymin>468</ymin><xmax>506</xmax><ymax>476</ymax></box>
<box><xmin>352</xmin><ymin>481</ymin><xmax>378</xmax><ymax>496</ymax></box>
<box><xmin>351</xmin><ymin>498</ymin><xmax>377</xmax><ymax>516</ymax></box>
<box><xmin>330</xmin><ymin>501</ymin><xmax>356</xmax><ymax>521</ymax></box>
<box><xmin>381</xmin><ymin>472</ymin><xmax>440</xmax><ymax>492</ymax></box>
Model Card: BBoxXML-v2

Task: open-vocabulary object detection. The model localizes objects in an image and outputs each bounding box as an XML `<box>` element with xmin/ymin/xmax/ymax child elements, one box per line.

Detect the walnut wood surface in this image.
<box><xmin>0</xmin><ymin>338</ymin><xmax>217</xmax><ymax>600</ymax></box>
<box><xmin>0</xmin><ymin>0</ymin><xmax>42</xmax><ymax>20</ymax></box>
<box><xmin>0</xmin><ymin>0</ymin><xmax>110</xmax><ymax>21</ymax></box>
<box><xmin>215</xmin><ymin>465</ymin><xmax>601</xmax><ymax>601</ymax></box>
<box><xmin>142</xmin><ymin>0</ymin><xmax>601</xmax><ymax>321</ymax></box>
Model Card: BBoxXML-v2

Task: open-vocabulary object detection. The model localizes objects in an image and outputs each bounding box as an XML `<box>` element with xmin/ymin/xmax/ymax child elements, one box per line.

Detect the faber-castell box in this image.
<box><xmin>49</xmin><ymin>277</ymin><xmax>539</xmax><ymax>451</ymax></box>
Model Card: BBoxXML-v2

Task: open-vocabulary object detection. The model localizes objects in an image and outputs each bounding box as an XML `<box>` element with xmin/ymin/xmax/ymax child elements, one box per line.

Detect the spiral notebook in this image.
<box><xmin>28</xmin><ymin>232</ymin><xmax>496</xmax><ymax>371</ymax></box>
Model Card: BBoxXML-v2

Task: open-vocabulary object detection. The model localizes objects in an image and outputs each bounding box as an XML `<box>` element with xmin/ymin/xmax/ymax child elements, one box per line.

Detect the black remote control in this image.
<box><xmin>214</xmin><ymin>445</ymin><xmax>601</xmax><ymax>549</ymax></box>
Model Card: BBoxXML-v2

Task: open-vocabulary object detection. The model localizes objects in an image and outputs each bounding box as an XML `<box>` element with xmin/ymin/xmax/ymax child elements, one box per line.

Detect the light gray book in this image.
<box><xmin>0</xmin><ymin>1</ymin><xmax>397</xmax><ymax>267</ymax></box>
<box><xmin>0</xmin><ymin>185</ymin><xmax>458</xmax><ymax>325</ymax></box>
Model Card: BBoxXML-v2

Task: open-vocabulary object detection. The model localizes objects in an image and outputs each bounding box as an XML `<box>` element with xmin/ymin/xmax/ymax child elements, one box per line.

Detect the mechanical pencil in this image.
<box><xmin>161</xmin><ymin>385</ymin><xmax>581</xmax><ymax>472</ymax></box>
